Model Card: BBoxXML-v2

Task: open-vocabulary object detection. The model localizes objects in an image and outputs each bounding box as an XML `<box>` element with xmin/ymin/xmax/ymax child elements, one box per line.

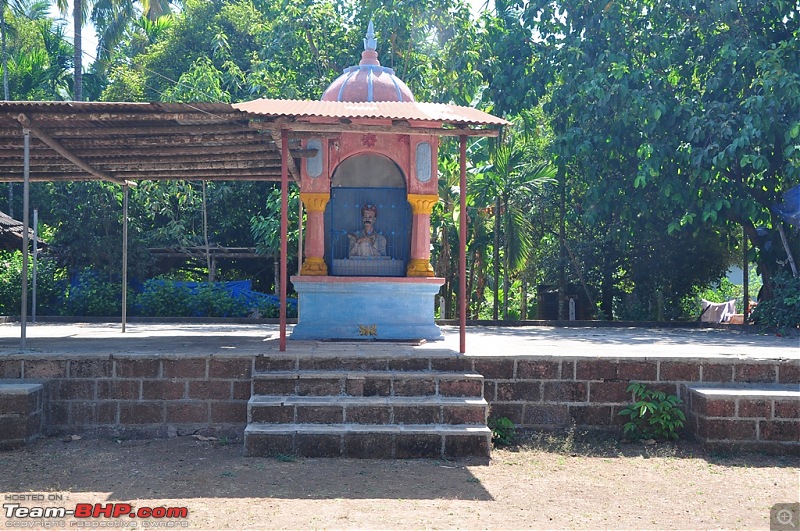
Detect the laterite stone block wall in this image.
<box><xmin>0</xmin><ymin>383</ymin><xmax>44</xmax><ymax>449</ymax></box>
<box><xmin>0</xmin><ymin>357</ymin><xmax>253</xmax><ymax>438</ymax></box>
<box><xmin>475</xmin><ymin>357</ymin><xmax>799</xmax><ymax>434</ymax></box>
<box><xmin>1</xmin><ymin>355</ymin><xmax>797</xmax><ymax>451</ymax></box>
<box><xmin>688</xmin><ymin>387</ymin><xmax>800</xmax><ymax>455</ymax></box>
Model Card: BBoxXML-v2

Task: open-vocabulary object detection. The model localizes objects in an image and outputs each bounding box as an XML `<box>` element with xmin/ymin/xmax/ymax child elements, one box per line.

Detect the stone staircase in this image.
<box><xmin>244</xmin><ymin>356</ymin><xmax>491</xmax><ymax>459</ymax></box>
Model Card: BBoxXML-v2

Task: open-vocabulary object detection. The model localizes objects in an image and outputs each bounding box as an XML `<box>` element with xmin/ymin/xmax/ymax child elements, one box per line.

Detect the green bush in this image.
<box><xmin>61</xmin><ymin>269</ymin><xmax>126</xmax><ymax>316</ymax></box>
<box><xmin>750</xmin><ymin>272</ymin><xmax>800</xmax><ymax>334</ymax></box>
<box><xmin>0</xmin><ymin>250</ymin><xmax>65</xmax><ymax>316</ymax></box>
<box><xmin>190</xmin><ymin>284</ymin><xmax>249</xmax><ymax>318</ymax></box>
<box><xmin>134</xmin><ymin>280</ymin><xmax>286</xmax><ymax>318</ymax></box>
<box><xmin>488</xmin><ymin>417</ymin><xmax>516</xmax><ymax>447</ymax></box>
<box><xmin>618</xmin><ymin>382</ymin><xmax>685</xmax><ymax>441</ymax></box>
<box><xmin>135</xmin><ymin>280</ymin><xmax>195</xmax><ymax>317</ymax></box>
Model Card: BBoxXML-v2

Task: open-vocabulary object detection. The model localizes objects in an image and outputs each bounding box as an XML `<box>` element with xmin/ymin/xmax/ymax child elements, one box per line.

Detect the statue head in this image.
<box><xmin>361</xmin><ymin>203</ymin><xmax>378</xmax><ymax>229</ymax></box>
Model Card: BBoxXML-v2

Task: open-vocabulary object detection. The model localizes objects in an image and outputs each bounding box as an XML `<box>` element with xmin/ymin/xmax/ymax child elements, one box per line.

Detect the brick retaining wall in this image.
<box><xmin>477</xmin><ymin>357</ymin><xmax>799</xmax><ymax>429</ymax></box>
<box><xmin>1</xmin><ymin>355</ymin><xmax>797</xmax><ymax>448</ymax></box>
<box><xmin>0</xmin><ymin>357</ymin><xmax>252</xmax><ymax>438</ymax></box>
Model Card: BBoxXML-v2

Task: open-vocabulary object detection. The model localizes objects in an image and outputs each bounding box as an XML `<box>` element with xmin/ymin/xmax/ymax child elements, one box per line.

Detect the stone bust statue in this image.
<box><xmin>348</xmin><ymin>203</ymin><xmax>387</xmax><ymax>258</ymax></box>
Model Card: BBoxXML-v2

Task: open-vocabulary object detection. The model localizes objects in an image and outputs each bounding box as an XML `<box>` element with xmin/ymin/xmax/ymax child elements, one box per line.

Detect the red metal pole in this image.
<box><xmin>459</xmin><ymin>135</ymin><xmax>467</xmax><ymax>354</ymax></box>
<box><xmin>280</xmin><ymin>130</ymin><xmax>289</xmax><ymax>351</ymax></box>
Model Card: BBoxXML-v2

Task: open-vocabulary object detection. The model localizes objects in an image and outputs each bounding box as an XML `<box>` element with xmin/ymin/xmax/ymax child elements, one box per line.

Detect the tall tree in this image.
<box><xmin>471</xmin><ymin>126</ymin><xmax>555</xmax><ymax>319</ymax></box>
<box><xmin>519</xmin><ymin>0</ymin><xmax>799</xmax><ymax>303</ymax></box>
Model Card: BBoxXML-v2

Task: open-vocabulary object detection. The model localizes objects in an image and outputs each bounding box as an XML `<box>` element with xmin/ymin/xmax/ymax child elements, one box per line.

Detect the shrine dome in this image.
<box><xmin>321</xmin><ymin>22</ymin><xmax>415</xmax><ymax>103</ymax></box>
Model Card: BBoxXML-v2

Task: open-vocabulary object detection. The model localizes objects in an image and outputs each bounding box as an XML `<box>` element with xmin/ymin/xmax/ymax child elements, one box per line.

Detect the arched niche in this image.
<box><xmin>325</xmin><ymin>153</ymin><xmax>411</xmax><ymax>276</ymax></box>
<box><xmin>331</xmin><ymin>153</ymin><xmax>406</xmax><ymax>188</ymax></box>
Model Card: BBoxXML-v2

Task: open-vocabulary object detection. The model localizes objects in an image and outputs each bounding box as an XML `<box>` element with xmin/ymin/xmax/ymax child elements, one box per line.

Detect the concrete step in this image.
<box><xmin>0</xmin><ymin>383</ymin><xmax>45</xmax><ymax>450</ymax></box>
<box><xmin>248</xmin><ymin>395</ymin><xmax>488</xmax><ymax>425</ymax></box>
<box><xmin>252</xmin><ymin>370</ymin><xmax>484</xmax><ymax>398</ymax></box>
<box><xmin>243</xmin><ymin>423</ymin><xmax>491</xmax><ymax>458</ymax></box>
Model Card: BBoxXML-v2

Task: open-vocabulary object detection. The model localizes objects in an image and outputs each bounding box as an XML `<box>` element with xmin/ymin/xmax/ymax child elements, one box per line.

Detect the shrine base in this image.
<box><xmin>290</xmin><ymin>276</ymin><xmax>445</xmax><ymax>341</ymax></box>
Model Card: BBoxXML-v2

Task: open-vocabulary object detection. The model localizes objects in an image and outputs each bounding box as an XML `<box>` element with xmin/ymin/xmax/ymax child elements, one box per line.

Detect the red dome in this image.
<box><xmin>321</xmin><ymin>23</ymin><xmax>415</xmax><ymax>103</ymax></box>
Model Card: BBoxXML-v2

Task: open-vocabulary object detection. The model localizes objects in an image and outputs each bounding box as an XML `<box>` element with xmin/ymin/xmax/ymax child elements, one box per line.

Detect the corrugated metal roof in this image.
<box><xmin>0</xmin><ymin>99</ymin><xmax>506</xmax><ymax>185</ymax></box>
<box><xmin>233</xmin><ymin>99</ymin><xmax>509</xmax><ymax>127</ymax></box>
<box><xmin>0</xmin><ymin>101</ymin><xmax>240</xmax><ymax>115</ymax></box>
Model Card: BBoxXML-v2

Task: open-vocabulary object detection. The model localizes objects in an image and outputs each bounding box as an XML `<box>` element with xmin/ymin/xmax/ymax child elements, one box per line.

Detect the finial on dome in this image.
<box><xmin>364</xmin><ymin>20</ymin><xmax>376</xmax><ymax>51</ymax></box>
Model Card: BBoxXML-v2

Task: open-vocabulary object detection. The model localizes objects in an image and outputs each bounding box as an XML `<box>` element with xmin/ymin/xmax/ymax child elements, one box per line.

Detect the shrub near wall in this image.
<box><xmin>0</xmin><ymin>251</ymin><xmax>64</xmax><ymax>316</ymax></box>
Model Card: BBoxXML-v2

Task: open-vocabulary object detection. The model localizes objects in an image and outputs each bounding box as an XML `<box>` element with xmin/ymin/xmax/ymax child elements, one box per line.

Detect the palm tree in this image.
<box><xmin>92</xmin><ymin>0</ymin><xmax>173</xmax><ymax>67</ymax></box>
<box><xmin>1</xmin><ymin>0</ymin><xmax>47</xmax><ymax>99</ymax></box>
<box><xmin>53</xmin><ymin>0</ymin><xmax>86</xmax><ymax>100</ymax></box>
<box><xmin>471</xmin><ymin>132</ymin><xmax>555</xmax><ymax>319</ymax></box>
<box><xmin>56</xmin><ymin>0</ymin><xmax>174</xmax><ymax>101</ymax></box>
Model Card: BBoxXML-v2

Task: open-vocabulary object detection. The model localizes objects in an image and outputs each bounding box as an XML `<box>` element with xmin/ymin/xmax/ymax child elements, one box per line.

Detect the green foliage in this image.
<box><xmin>135</xmin><ymin>279</ymin><xmax>195</xmax><ymax>317</ymax></box>
<box><xmin>618</xmin><ymin>383</ymin><xmax>685</xmax><ymax>442</ymax></box>
<box><xmin>190</xmin><ymin>283</ymin><xmax>249</xmax><ymax>318</ymax></box>
<box><xmin>488</xmin><ymin>416</ymin><xmax>516</xmax><ymax>447</ymax></box>
<box><xmin>61</xmin><ymin>269</ymin><xmax>125</xmax><ymax>317</ymax></box>
<box><xmin>516</xmin><ymin>0</ymin><xmax>799</xmax><ymax>301</ymax></box>
<box><xmin>0</xmin><ymin>250</ymin><xmax>65</xmax><ymax>316</ymax></box>
<box><xmin>750</xmin><ymin>273</ymin><xmax>800</xmax><ymax>334</ymax></box>
<box><xmin>134</xmin><ymin>278</ymin><xmax>289</xmax><ymax>318</ymax></box>
<box><xmin>135</xmin><ymin>279</ymin><xmax>252</xmax><ymax>318</ymax></box>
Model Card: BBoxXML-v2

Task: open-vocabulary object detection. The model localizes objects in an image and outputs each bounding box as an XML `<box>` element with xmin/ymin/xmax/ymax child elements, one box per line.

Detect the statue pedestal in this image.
<box><xmin>290</xmin><ymin>276</ymin><xmax>445</xmax><ymax>341</ymax></box>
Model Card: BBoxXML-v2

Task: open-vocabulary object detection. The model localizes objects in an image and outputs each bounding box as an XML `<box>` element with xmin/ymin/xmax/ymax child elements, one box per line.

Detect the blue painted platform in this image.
<box><xmin>290</xmin><ymin>276</ymin><xmax>445</xmax><ymax>341</ymax></box>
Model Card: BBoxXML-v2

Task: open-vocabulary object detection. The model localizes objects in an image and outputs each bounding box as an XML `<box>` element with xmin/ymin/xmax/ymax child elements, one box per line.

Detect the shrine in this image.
<box><xmin>290</xmin><ymin>23</ymin><xmax>446</xmax><ymax>341</ymax></box>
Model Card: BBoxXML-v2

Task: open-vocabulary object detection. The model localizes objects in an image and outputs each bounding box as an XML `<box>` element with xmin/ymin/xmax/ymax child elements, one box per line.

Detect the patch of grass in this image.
<box><xmin>274</xmin><ymin>453</ymin><xmax>296</xmax><ymax>463</ymax></box>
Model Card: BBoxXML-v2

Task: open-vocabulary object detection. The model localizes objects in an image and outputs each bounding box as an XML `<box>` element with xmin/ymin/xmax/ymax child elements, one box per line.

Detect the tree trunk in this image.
<box><xmin>273</xmin><ymin>258</ymin><xmax>279</xmax><ymax>296</ymax></box>
<box><xmin>503</xmin><ymin>199</ymin><xmax>510</xmax><ymax>320</ymax></box>
<box><xmin>502</xmin><ymin>252</ymin><xmax>509</xmax><ymax>320</ymax></box>
<box><xmin>600</xmin><ymin>256</ymin><xmax>614</xmax><ymax>320</ymax></box>
<box><xmin>557</xmin><ymin>165</ymin><xmax>566</xmax><ymax>319</ymax></box>
<box><xmin>473</xmin><ymin>250</ymin><xmax>486</xmax><ymax>319</ymax></box>
<box><xmin>521</xmin><ymin>276</ymin><xmax>527</xmax><ymax>320</ymax></box>
<box><xmin>73</xmin><ymin>0</ymin><xmax>82</xmax><ymax>101</ymax></box>
<box><xmin>743</xmin><ymin>222</ymin><xmax>774</xmax><ymax>301</ymax></box>
<box><xmin>493</xmin><ymin>195</ymin><xmax>500</xmax><ymax>320</ymax></box>
<box><xmin>2</xmin><ymin>6</ymin><xmax>9</xmax><ymax>101</ymax></box>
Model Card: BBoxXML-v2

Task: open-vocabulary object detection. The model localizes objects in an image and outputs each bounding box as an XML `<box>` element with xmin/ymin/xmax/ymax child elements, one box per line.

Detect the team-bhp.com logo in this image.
<box><xmin>4</xmin><ymin>502</ymin><xmax>189</xmax><ymax>527</ymax></box>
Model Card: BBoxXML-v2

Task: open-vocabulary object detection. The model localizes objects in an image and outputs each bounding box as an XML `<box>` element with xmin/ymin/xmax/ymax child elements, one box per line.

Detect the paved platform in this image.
<box><xmin>0</xmin><ymin>322</ymin><xmax>796</xmax><ymax>360</ymax></box>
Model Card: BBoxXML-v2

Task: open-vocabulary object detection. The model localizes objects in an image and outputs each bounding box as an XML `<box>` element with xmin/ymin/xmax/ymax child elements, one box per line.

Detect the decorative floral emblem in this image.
<box><xmin>362</xmin><ymin>134</ymin><xmax>377</xmax><ymax>148</ymax></box>
<box><xmin>358</xmin><ymin>324</ymin><xmax>378</xmax><ymax>336</ymax></box>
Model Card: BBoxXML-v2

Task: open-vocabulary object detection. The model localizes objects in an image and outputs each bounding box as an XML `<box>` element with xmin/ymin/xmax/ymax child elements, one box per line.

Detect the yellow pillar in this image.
<box><xmin>406</xmin><ymin>194</ymin><xmax>438</xmax><ymax>277</ymax></box>
<box><xmin>299</xmin><ymin>192</ymin><xmax>330</xmax><ymax>276</ymax></box>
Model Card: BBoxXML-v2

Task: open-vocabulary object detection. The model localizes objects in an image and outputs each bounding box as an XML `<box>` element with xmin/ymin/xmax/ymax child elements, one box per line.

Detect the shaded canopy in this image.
<box><xmin>0</xmin><ymin>100</ymin><xmax>506</xmax><ymax>186</ymax></box>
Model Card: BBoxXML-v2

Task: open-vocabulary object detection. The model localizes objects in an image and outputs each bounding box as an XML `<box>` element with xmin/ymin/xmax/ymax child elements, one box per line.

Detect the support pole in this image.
<box><xmin>280</xmin><ymin>130</ymin><xmax>289</xmax><ymax>351</ymax></box>
<box><xmin>20</xmin><ymin>129</ymin><xmax>29</xmax><ymax>350</ymax></box>
<box><xmin>32</xmin><ymin>209</ymin><xmax>37</xmax><ymax>323</ymax></box>
<box><xmin>743</xmin><ymin>226</ymin><xmax>749</xmax><ymax>322</ymax></box>
<box><xmin>298</xmin><ymin>198</ymin><xmax>303</xmax><ymax>275</ymax></box>
<box><xmin>459</xmin><ymin>136</ymin><xmax>467</xmax><ymax>354</ymax></box>
<box><xmin>122</xmin><ymin>185</ymin><xmax>129</xmax><ymax>333</ymax></box>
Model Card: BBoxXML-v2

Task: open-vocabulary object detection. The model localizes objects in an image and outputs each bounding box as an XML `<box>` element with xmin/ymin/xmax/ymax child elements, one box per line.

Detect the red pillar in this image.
<box><xmin>280</xmin><ymin>130</ymin><xmax>289</xmax><ymax>351</ymax></box>
<box><xmin>459</xmin><ymin>135</ymin><xmax>467</xmax><ymax>354</ymax></box>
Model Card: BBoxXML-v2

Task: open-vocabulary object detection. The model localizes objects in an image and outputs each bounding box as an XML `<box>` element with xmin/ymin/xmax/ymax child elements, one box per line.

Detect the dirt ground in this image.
<box><xmin>1</xmin><ymin>431</ymin><xmax>798</xmax><ymax>530</ymax></box>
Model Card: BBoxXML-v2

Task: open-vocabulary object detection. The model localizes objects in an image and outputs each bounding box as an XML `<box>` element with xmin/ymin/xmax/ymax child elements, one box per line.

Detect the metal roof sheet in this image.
<box><xmin>233</xmin><ymin>99</ymin><xmax>508</xmax><ymax>127</ymax></box>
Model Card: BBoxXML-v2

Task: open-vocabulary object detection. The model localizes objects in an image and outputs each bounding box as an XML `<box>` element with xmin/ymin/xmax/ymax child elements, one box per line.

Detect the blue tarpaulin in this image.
<box><xmin>155</xmin><ymin>280</ymin><xmax>297</xmax><ymax>309</ymax></box>
<box><xmin>771</xmin><ymin>185</ymin><xmax>800</xmax><ymax>226</ymax></box>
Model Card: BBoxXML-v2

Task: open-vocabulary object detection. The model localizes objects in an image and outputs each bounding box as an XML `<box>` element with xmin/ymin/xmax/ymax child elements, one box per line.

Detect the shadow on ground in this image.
<box><xmin>0</xmin><ymin>436</ymin><xmax>494</xmax><ymax>501</ymax></box>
